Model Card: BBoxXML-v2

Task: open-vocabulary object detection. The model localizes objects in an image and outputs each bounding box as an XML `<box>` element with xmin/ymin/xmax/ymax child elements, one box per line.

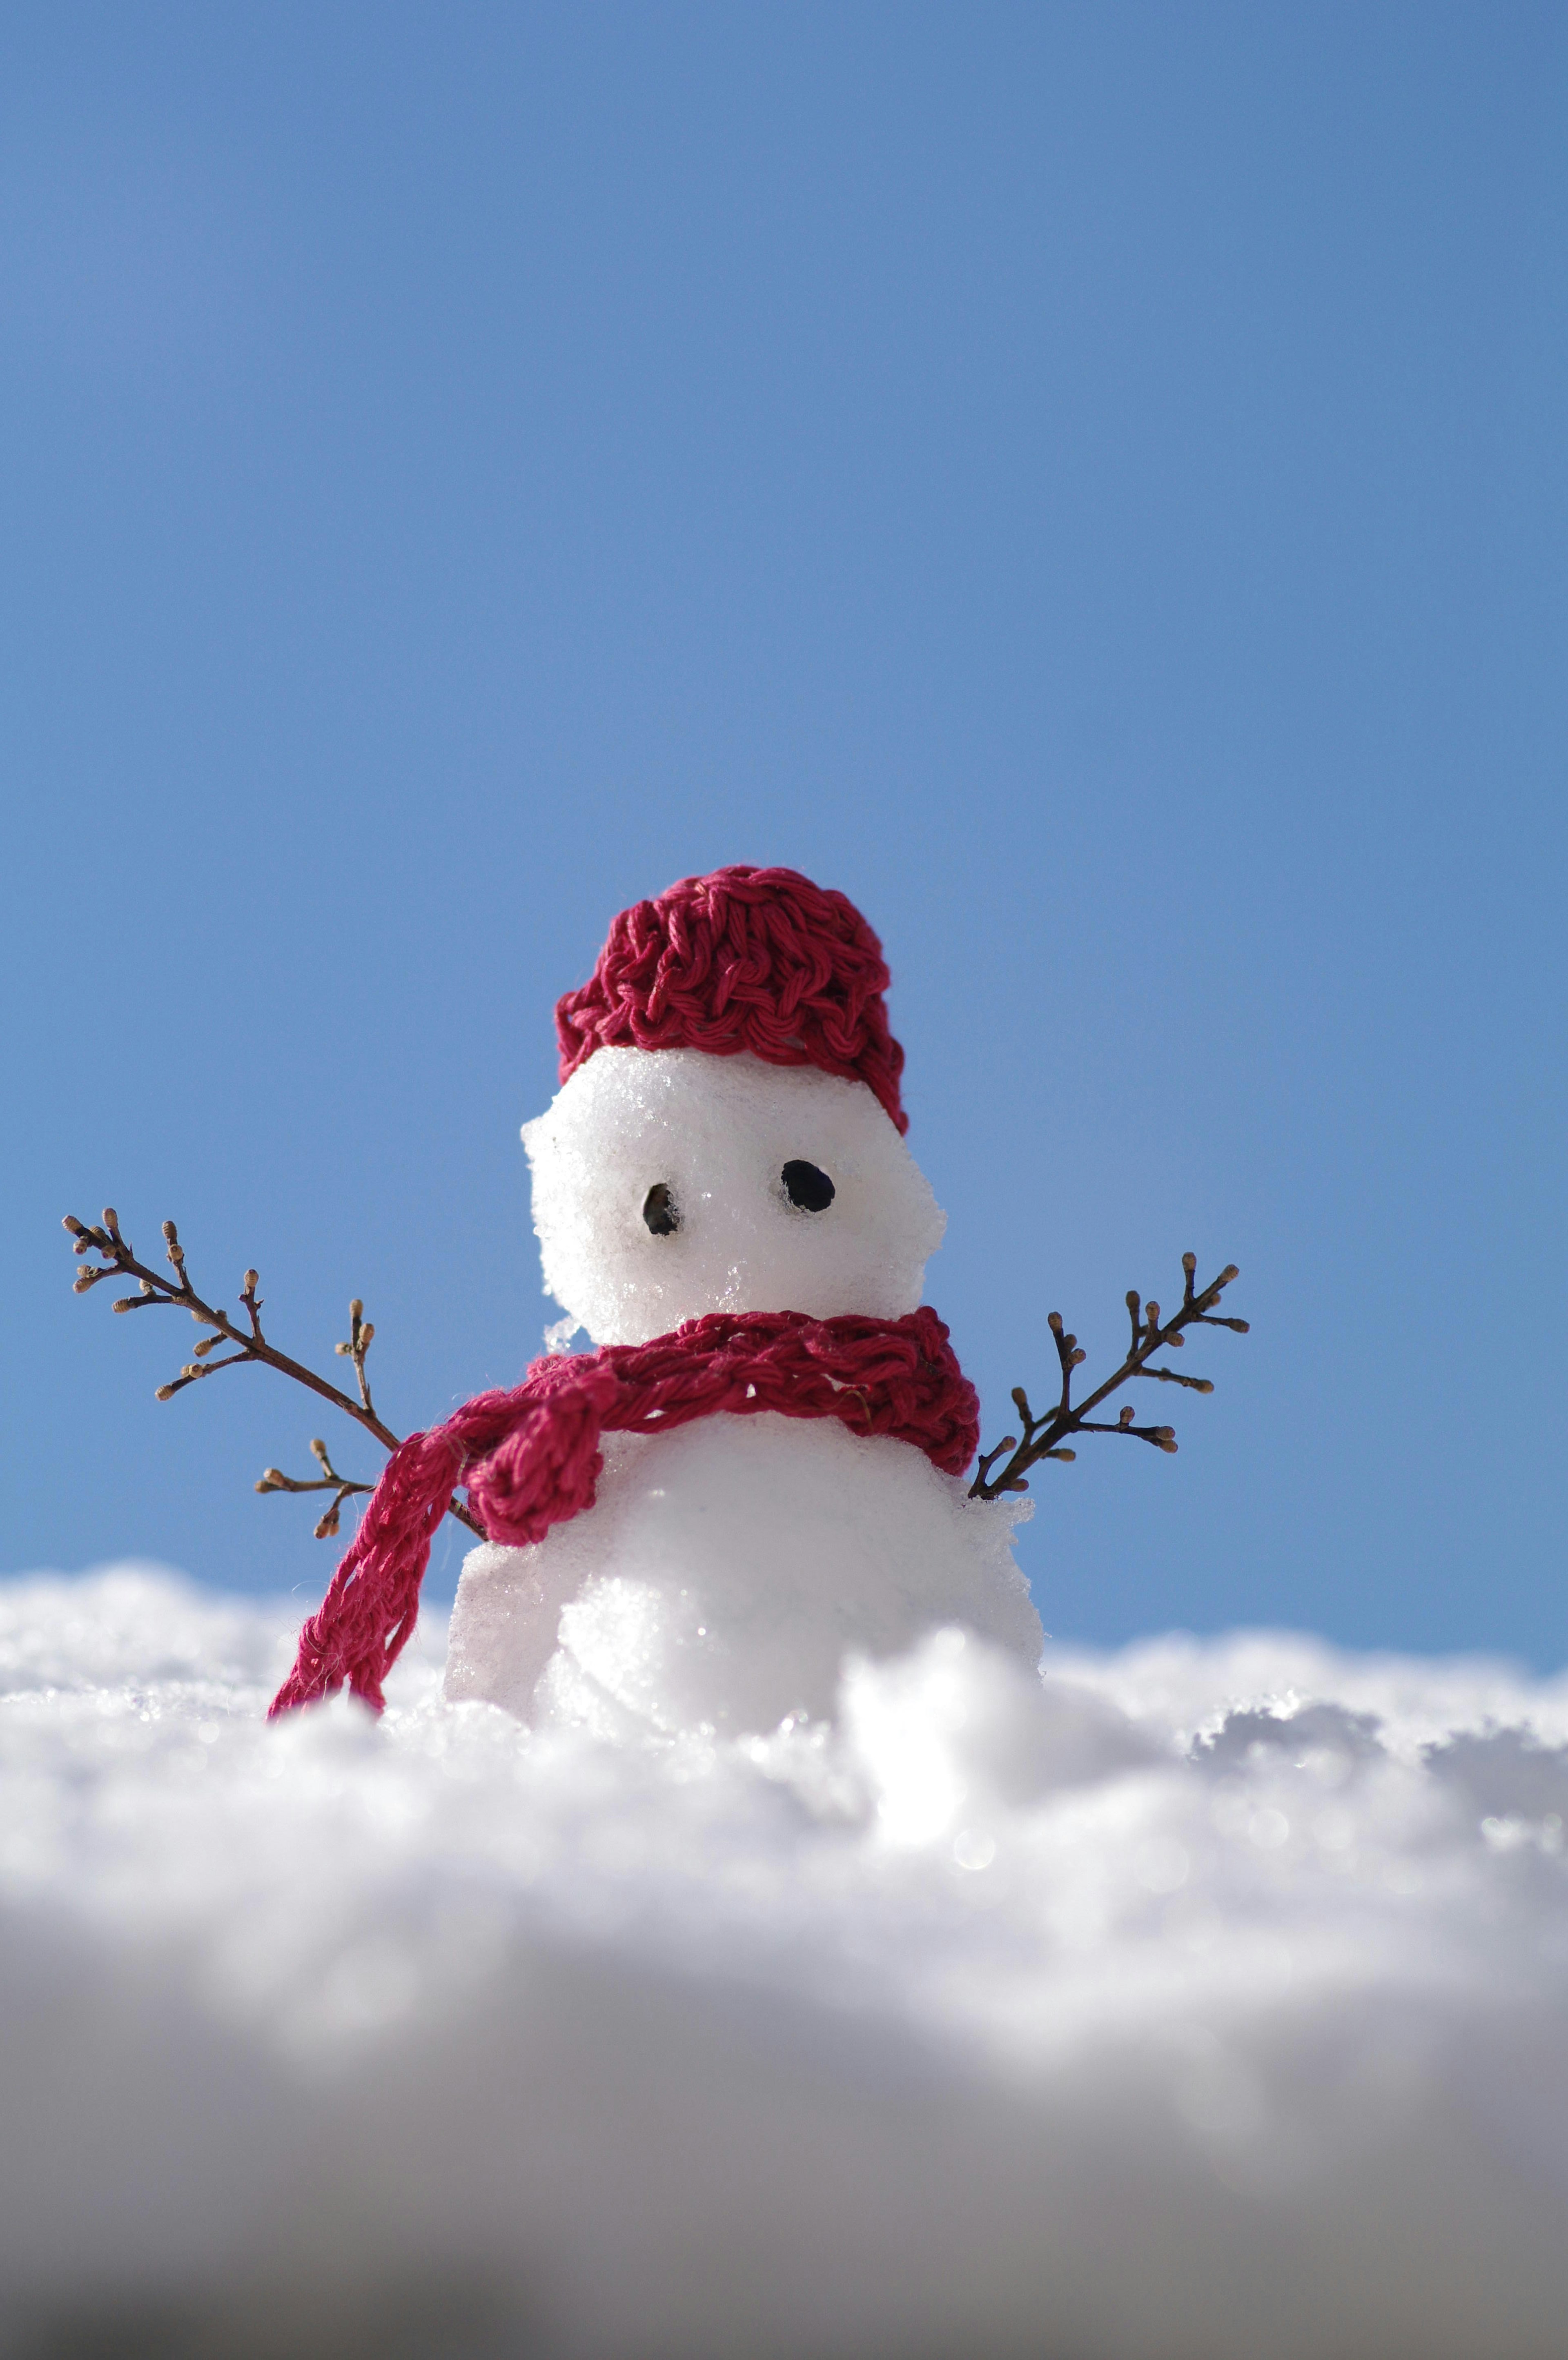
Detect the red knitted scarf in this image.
<box><xmin>269</xmin><ymin>1307</ymin><xmax>979</xmax><ymax>1718</ymax></box>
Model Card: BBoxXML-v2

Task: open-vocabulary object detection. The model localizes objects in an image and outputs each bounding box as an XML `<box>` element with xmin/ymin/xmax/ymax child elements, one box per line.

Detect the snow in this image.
<box><xmin>445</xmin><ymin>1418</ymin><xmax>1042</xmax><ymax>1734</ymax></box>
<box><xmin>6</xmin><ymin>1566</ymin><xmax>1568</xmax><ymax>2357</ymax></box>
<box><xmin>521</xmin><ymin>1048</ymin><xmax>946</xmax><ymax>1346</ymax></box>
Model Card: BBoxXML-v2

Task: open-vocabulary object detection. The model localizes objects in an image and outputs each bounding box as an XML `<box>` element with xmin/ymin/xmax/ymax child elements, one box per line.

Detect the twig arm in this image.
<box><xmin>969</xmin><ymin>1253</ymin><xmax>1247</xmax><ymax>1501</ymax></box>
<box><xmin>64</xmin><ymin>1210</ymin><xmax>483</xmax><ymax>1540</ymax></box>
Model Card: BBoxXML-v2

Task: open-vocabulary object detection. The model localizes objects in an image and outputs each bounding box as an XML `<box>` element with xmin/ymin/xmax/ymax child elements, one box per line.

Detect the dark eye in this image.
<box><xmin>642</xmin><ymin>1183</ymin><xmax>680</xmax><ymax>1236</ymax></box>
<box><xmin>781</xmin><ymin>1160</ymin><xmax>835</xmax><ymax>1213</ymax></box>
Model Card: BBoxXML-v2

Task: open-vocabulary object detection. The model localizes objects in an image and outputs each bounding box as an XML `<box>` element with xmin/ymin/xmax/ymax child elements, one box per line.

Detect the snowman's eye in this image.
<box><xmin>781</xmin><ymin>1160</ymin><xmax>835</xmax><ymax>1213</ymax></box>
<box><xmin>642</xmin><ymin>1183</ymin><xmax>680</xmax><ymax>1237</ymax></box>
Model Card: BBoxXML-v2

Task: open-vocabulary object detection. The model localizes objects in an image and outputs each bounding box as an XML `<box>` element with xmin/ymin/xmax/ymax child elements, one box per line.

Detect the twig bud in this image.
<box><xmin>310</xmin><ymin>1438</ymin><xmax>330</xmax><ymax>1467</ymax></box>
<box><xmin>359</xmin><ymin>1323</ymin><xmax>374</xmax><ymax>1347</ymax></box>
<box><xmin>1217</xmin><ymin>1265</ymin><xmax>1239</xmax><ymax>1287</ymax></box>
<box><xmin>1047</xmin><ymin>1312</ymin><xmax>1064</xmax><ymax>1335</ymax></box>
<box><xmin>257</xmin><ymin>1469</ymin><xmax>287</xmax><ymax>1490</ymax></box>
<box><xmin>62</xmin><ymin>1214</ymin><xmax>85</xmax><ymax>1236</ymax></box>
<box><xmin>334</xmin><ymin>1341</ymin><xmax>350</xmax><ymax>1355</ymax></box>
<box><xmin>243</xmin><ymin>1270</ymin><xmax>259</xmax><ymax>1294</ymax></box>
<box><xmin>1045</xmin><ymin>1447</ymin><xmax>1076</xmax><ymax>1462</ymax></box>
<box><xmin>350</xmin><ymin>1300</ymin><xmax>363</xmax><ymax>1321</ymax></box>
<box><xmin>1119</xmin><ymin>1405</ymin><xmax>1134</xmax><ymax>1426</ymax></box>
<box><xmin>1182</xmin><ymin>1252</ymin><xmax>1196</xmax><ymax>1275</ymax></box>
<box><xmin>102</xmin><ymin>1209</ymin><xmax>120</xmax><ymax>1235</ymax></box>
<box><xmin>154</xmin><ymin>1383</ymin><xmax>177</xmax><ymax>1401</ymax></box>
<box><xmin>71</xmin><ymin>1270</ymin><xmax>99</xmax><ymax>1293</ymax></box>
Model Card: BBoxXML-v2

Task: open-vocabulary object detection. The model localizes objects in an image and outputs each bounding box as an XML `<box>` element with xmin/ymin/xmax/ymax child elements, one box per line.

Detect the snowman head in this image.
<box><xmin>523</xmin><ymin>868</ymin><xmax>947</xmax><ymax>1348</ymax></box>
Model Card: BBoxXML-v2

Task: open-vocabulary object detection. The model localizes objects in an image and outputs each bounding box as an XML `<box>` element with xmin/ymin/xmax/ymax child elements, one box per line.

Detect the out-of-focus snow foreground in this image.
<box><xmin>4</xmin><ymin>1570</ymin><xmax>1568</xmax><ymax>2360</ymax></box>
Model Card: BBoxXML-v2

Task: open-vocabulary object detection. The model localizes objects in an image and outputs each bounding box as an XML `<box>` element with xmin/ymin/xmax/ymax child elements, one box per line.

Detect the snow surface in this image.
<box><xmin>6</xmin><ymin>1565</ymin><xmax>1568</xmax><ymax>2359</ymax></box>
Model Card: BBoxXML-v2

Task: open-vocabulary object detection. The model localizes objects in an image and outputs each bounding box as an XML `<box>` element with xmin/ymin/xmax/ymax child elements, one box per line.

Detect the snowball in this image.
<box><xmin>522</xmin><ymin>1048</ymin><xmax>946</xmax><ymax>1345</ymax></box>
<box><xmin>7</xmin><ymin>1565</ymin><xmax>1568</xmax><ymax>2357</ymax></box>
<box><xmin>445</xmin><ymin>1415</ymin><xmax>1041</xmax><ymax>1734</ymax></box>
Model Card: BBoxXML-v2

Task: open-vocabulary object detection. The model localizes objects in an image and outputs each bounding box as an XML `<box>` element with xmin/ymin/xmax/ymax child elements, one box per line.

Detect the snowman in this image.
<box><xmin>271</xmin><ymin>867</ymin><xmax>1041</xmax><ymax>1733</ymax></box>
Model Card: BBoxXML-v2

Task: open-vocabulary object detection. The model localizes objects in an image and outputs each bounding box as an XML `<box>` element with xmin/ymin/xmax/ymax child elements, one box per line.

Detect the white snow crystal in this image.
<box><xmin>5</xmin><ymin>1563</ymin><xmax>1568</xmax><ymax>2356</ymax></box>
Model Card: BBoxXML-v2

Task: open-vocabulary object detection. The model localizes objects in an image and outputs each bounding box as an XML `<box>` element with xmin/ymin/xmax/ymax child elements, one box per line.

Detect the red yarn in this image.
<box><xmin>555</xmin><ymin>866</ymin><xmax>909</xmax><ymax>1134</ymax></box>
<box><xmin>269</xmin><ymin>1308</ymin><xmax>978</xmax><ymax>1718</ymax></box>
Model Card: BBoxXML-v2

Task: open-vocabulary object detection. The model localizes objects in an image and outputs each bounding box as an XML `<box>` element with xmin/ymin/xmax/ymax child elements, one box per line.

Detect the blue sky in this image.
<box><xmin>2</xmin><ymin>4</ymin><xmax>1563</xmax><ymax>1661</ymax></box>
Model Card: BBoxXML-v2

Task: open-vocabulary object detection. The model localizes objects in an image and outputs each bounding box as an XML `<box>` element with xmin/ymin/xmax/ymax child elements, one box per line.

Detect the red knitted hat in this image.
<box><xmin>555</xmin><ymin>865</ymin><xmax>909</xmax><ymax>1133</ymax></box>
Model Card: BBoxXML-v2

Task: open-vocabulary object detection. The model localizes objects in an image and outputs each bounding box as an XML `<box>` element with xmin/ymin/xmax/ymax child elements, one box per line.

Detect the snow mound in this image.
<box><xmin>4</xmin><ymin>1567</ymin><xmax>1568</xmax><ymax>2358</ymax></box>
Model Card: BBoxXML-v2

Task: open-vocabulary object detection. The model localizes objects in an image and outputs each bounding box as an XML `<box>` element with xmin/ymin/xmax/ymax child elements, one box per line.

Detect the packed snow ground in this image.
<box><xmin>4</xmin><ymin>1569</ymin><xmax>1568</xmax><ymax>2358</ymax></box>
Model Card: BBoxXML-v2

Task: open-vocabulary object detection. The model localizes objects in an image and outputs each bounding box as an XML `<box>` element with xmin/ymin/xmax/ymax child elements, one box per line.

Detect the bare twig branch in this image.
<box><xmin>64</xmin><ymin>1209</ymin><xmax>483</xmax><ymax>1540</ymax></box>
<box><xmin>334</xmin><ymin>1298</ymin><xmax>378</xmax><ymax>1418</ymax></box>
<box><xmin>256</xmin><ymin>1437</ymin><xmax>376</xmax><ymax>1541</ymax></box>
<box><xmin>969</xmin><ymin>1252</ymin><xmax>1247</xmax><ymax>1501</ymax></box>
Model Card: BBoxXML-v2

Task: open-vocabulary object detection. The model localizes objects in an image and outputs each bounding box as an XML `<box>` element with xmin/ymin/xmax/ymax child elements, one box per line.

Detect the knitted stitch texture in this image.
<box><xmin>269</xmin><ymin>1308</ymin><xmax>978</xmax><ymax>1717</ymax></box>
<box><xmin>555</xmin><ymin>866</ymin><xmax>909</xmax><ymax>1133</ymax></box>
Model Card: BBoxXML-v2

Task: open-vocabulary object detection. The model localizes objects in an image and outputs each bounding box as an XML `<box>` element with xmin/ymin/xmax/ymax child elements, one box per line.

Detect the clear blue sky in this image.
<box><xmin>2</xmin><ymin>5</ymin><xmax>1563</xmax><ymax>1662</ymax></box>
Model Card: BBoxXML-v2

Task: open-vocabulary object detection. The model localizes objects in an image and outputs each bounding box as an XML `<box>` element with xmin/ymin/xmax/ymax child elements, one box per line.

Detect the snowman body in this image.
<box><xmin>444</xmin><ymin>1048</ymin><xmax>1041</xmax><ymax>1734</ymax></box>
